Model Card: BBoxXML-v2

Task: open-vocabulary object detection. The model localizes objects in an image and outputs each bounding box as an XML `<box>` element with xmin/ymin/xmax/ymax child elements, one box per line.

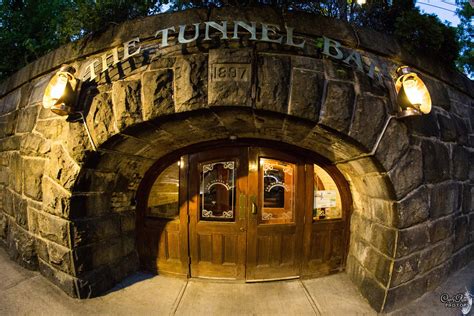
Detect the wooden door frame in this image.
<box><xmin>136</xmin><ymin>138</ymin><xmax>353</xmax><ymax>278</ymax></box>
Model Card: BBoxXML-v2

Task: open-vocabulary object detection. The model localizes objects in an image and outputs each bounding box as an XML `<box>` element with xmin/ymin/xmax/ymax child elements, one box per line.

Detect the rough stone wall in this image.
<box><xmin>0</xmin><ymin>7</ymin><xmax>472</xmax><ymax>312</ymax></box>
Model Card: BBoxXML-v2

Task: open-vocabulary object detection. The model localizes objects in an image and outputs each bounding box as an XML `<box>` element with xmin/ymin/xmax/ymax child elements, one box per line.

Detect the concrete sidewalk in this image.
<box><xmin>0</xmin><ymin>246</ymin><xmax>472</xmax><ymax>315</ymax></box>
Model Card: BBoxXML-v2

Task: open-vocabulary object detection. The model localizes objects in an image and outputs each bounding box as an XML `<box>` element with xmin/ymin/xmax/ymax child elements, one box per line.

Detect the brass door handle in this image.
<box><xmin>239</xmin><ymin>227</ymin><xmax>246</xmax><ymax>232</ymax></box>
<box><xmin>251</xmin><ymin>202</ymin><xmax>258</xmax><ymax>215</ymax></box>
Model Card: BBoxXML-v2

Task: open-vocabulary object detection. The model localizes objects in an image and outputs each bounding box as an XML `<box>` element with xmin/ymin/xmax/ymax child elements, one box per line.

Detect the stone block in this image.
<box><xmin>396</xmin><ymin>223</ymin><xmax>430</xmax><ymax>258</ymax></box>
<box><xmin>437</xmin><ymin>114</ymin><xmax>457</xmax><ymax>142</ymax></box>
<box><xmin>288</xmin><ymin>68</ymin><xmax>324</xmax><ymax>121</ymax></box>
<box><xmin>463</xmin><ymin>184</ymin><xmax>472</xmax><ymax>214</ymax></box>
<box><xmin>69</xmin><ymin>193</ymin><xmax>111</xmax><ymax>219</ymax></box>
<box><xmin>7</xmin><ymin>223</ymin><xmax>37</xmax><ymax>269</ymax></box>
<box><xmin>35</xmin><ymin>237</ymin><xmax>49</xmax><ymax>262</ymax></box>
<box><xmin>112</xmin><ymin>80</ymin><xmax>143</xmax><ymax>131</ymax></box>
<box><xmin>323</xmin><ymin>59</ymin><xmax>354</xmax><ymax>81</ymax></box>
<box><xmin>454</xmin><ymin>215</ymin><xmax>469</xmax><ymax>251</ymax></box>
<box><xmin>369</xmin><ymin>222</ymin><xmax>397</xmax><ymax>257</ymax></box>
<box><xmin>71</xmin><ymin>216</ymin><xmax>121</xmax><ymax>247</ymax></box>
<box><xmin>20</xmin><ymin>133</ymin><xmax>51</xmax><ymax>157</ymax></box>
<box><xmin>349</xmin><ymin>95</ymin><xmax>388</xmax><ymax>151</ymax></box>
<box><xmin>34</xmin><ymin>118</ymin><xmax>65</xmax><ymax>140</ymax></box>
<box><xmin>73</xmin><ymin>169</ymin><xmax>116</xmax><ymax>193</ymax></box>
<box><xmin>47</xmin><ymin>242</ymin><xmax>73</xmax><ymax>273</ymax></box>
<box><xmin>423</xmin><ymin>77</ymin><xmax>450</xmax><ymax>110</ymax></box>
<box><xmin>23</xmin><ymin>158</ymin><xmax>45</xmax><ymax>200</ymax></box>
<box><xmin>45</xmin><ymin>144</ymin><xmax>79</xmax><ymax>191</ymax></box>
<box><xmin>174</xmin><ymin>55</ymin><xmax>208</xmax><ymax>111</ymax></box>
<box><xmin>0</xmin><ymin>135</ymin><xmax>21</xmax><ymax>152</ymax></box>
<box><xmin>37</xmin><ymin>212</ymin><xmax>70</xmax><ymax>247</ymax></box>
<box><xmin>452</xmin><ymin>146</ymin><xmax>469</xmax><ymax>181</ymax></box>
<box><xmin>394</xmin><ymin>187</ymin><xmax>429</xmax><ymax>229</ymax></box>
<box><xmin>15</xmin><ymin>105</ymin><xmax>39</xmax><ymax>133</ymax></box>
<box><xmin>120</xmin><ymin>211</ymin><xmax>135</xmax><ymax>233</ymax></box>
<box><xmin>429</xmin><ymin>216</ymin><xmax>454</xmax><ymax>243</ymax></box>
<box><xmin>0</xmin><ymin>165</ymin><xmax>9</xmax><ymax>185</ymax></box>
<box><xmin>388</xmin><ymin>148</ymin><xmax>423</xmax><ymax>200</ymax></box>
<box><xmin>27</xmin><ymin>207</ymin><xmax>39</xmax><ymax>235</ymax></box>
<box><xmin>425</xmin><ymin>260</ymin><xmax>451</xmax><ymax>291</ymax></box>
<box><xmin>350</xmin><ymin>238</ymin><xmax>392</xmax><ymax>285</ymax></box>
<box><xmin>256</xmin><ymin>54</ymin><xmax>290</xmax><ymax>113</ymax></box>
<box><xmin>28</xmin><ymin>76</ymin><xmax>49</xmax><ymax>106</ymax></box>
<box><xmin>430</xmin><ymin>183</ymin><xmax>458</xmax><ymax>219</ymax></box>
<box><xmin>418</xmin><ymin>238</ymin><xmax>452</xmax><ymax>273</ymax></box>
<box><xmin>42</xmin><ymin>177</ymin><xmax>71</xmax><ymax>218</ymax></box>
<box><xmin>0</xmin><ymin>89</ymin><xmax>21</xmax><ymax>115</ymax></box>
<box><xmin>391</xmin><ymin>254</ymin><xmax>420</xmax><ymax>287</ymax></box>
<box><xmin>62</xmin><ymin>121</ymin><xmax>93</xmax><ymax>163</ymax></box>
<box><xmin>85</xmin><ymin>92</ymin><xmax>116</xmax><ymax>147</ymax></box>
<box><xmin>75</xmin><ymin>265</ymin><xmax>114</xmax><ymax>298</ymax></box>
<box><xmin>346</xmin><ymin>255</ymin><xmax>386</xmax><ymax>312</ymax></box>
<box><xmin>452</xmin><ymin>115</ymin><xmax>469</xmax><ymax>145</ymax></box>
<box><xmin>319</xmin><ymin>81</ymin><xmax>355</xmax><ymax>134</ymax></box>
<box><xmin>421</xmin><ymin>140</ymin><xmax>450</xmax><ymax>183</ymax></box>
<box><xmin>402</xmin><ymin>111</ymin><xmax>440</xmax><ymax>138</ymax></box>
<box><xmin>13</xmin><ymin>195</ymin><xmax>28</xmax><ymax>229</ymax></box>
<box><xmin>0</xmin><ymin>211</ymin><xmax>8</xmax><ymax>240</ymax></box>
<box><xmin>212</xmin><ymin>108</ymin><xmax>256</xmax><ymax>137</ymax></box>
<box><xmin>0</xmin><ymin>111</ymin><xmax>18</xmax><ymax>137</ymax></box>
<box><xmin>208</xmin><ymin>49</ymin><xmax>253</xmax><ymax>107</ymax></box>
<box><xmin>38</xmin><ymin>259</ymin><xmax>78</xmax><ymax>297</ymax></box>
<box><xmin>383</xmin><ymin>277</ymin><xmax>427</xmax><ymax>312</ymax></box>
<box><xmin>141</xmin><ymin>69</ymin><xmax>174</xmax><ymax>120</ymax></box>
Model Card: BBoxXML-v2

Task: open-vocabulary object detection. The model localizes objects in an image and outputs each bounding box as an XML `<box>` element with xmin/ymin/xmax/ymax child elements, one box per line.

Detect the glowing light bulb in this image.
<box><xmin>403</xmin><ymin>76</ymin><xmax>423</xmax><ymax>106</ymax></box>
<box><xmin>49</xmin><ymin>74</ymin><xmax>68</xmax><ymax>102</ymax></box>
<box><xmin>357</xmin><ymin>0</ymin><xmax>366</xmax><ymax>4</ymax></box>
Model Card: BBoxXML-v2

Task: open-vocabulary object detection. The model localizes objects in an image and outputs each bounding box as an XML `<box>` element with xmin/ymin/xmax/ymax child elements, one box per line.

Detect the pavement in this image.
<box><xmin>0</xmin><ymin>246</ymin><xmax>473</xmax><ymax>315</ymax></box>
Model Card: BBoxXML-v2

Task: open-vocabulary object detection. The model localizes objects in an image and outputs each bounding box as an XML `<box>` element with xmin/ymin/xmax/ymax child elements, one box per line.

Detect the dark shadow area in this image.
<box><xmin>106</xmin><ymin>271</ymin><xmax>156</xmax><ymax>293</ymax></box>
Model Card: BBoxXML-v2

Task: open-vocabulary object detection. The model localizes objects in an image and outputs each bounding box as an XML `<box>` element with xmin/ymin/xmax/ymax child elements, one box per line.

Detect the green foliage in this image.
<box><xmin>394</xmin><ymin>10</ymin><xmax>460</xmax><ymax>65</ymax></box>
<box><xmin>455</xmin><ymin>0</ymin><xmax>473</xmax><ymax>77</ymax></box>
<box><xmin>0</xmin><ymin>0</ymin><xmax>470</xmax><ymax>81</ymax></box>
<box><xmin>0</xmin><ymin>0</ymin><xmax>161</xmax><ymax>80</ymax></box>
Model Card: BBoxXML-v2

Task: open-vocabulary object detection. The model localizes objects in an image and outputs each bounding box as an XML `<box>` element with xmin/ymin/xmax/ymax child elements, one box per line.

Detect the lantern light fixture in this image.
<box><xmin>43</xmin><ymin>65</ymin><xmax>80</xmax><ymax>116</ymax></box>
<box><xmin>395</xmin><ymin>66</ymin><xmax>432</xmax><ymax>118</ymax></box>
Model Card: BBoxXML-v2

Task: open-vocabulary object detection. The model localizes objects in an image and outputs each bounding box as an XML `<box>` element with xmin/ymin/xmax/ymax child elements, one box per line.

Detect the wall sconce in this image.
<box><xmin>395</xmin><ymin>66</ymin><xmax>431</xmax><ymax>118</ymax></box>
<box><xmin>42</xmin><ymin>65</ymin><xmax>97</xmax><ymax>151</ymax></box>
<box><xmin>43</xmin><ymin>65</ymin><xmax>80</xmax><ymax>116</ymax></box>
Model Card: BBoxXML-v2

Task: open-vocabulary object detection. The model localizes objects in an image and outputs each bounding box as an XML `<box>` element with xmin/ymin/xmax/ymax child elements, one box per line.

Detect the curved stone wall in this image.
<box><xmin>0</xmin><ymin>7</ymin><xmax>472</xmax><ymax>312</ymax></box>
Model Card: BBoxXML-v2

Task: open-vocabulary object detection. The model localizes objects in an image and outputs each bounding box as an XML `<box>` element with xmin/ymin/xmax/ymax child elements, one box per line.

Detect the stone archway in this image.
<box><xmin>70</xmin><ymin>100</ymin><xmax>401</xmax><ymax>311</ymax></box>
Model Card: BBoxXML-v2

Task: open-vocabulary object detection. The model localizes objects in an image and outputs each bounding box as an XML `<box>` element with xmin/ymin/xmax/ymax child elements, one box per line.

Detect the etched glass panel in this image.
<box><xmin>200</xmin><ymin>161</ymin><xmax>236</xmax><ymax>221</ymax></box>
<box><xmin>313</xmin><ymin>164</ymin><xmax>342</xmax><ymax>220</ymax></box>
<box><xmin>147</xmin><ymin>160</ymin><xmax>180</xmax><ymax>219</ymax></box>
<box><xmin>261</xmin><ymin>158</ymin><xmax>295</xmax><ymax>224</ymax></box>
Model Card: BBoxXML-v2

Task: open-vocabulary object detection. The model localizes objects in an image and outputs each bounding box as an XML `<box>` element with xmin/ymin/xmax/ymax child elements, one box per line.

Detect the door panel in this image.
<box><xmin>246</xmin><ymin>148</ymin><xmax>305</xmax><ymax>280</ymax></box>
<box><xmin>189</xmin><ymin>148</ymin><xmax>247</xmax><ymax>279</ymax></box>
<box><xmin>138</xmin><ymin>156</ymin><xmax>189</xmax><ymax>277</ymax></box>
<box><xmin>302</xmin><ymin>164</ymin><xmax>350</xmax><ymax>277</ymax></box>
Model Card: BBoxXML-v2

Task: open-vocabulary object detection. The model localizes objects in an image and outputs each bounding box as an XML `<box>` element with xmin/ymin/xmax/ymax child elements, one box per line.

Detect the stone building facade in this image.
<box><xmin>0</xmin><ymin>7</ymin><xmax>472</xmax><ymax>313</ymax></box>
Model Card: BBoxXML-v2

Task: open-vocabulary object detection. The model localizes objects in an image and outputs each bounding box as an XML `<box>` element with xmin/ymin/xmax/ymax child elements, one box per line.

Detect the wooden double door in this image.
<box><xmin>138</xmin><ymin>145</ymin><xmax>349</xmax><ymax>281</ymax></box>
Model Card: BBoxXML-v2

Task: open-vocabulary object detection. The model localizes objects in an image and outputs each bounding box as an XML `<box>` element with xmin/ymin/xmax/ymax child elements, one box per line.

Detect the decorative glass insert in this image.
<box><xmin>147</xmin><ymin>160</ymin><xmax>180</xmax><ymax>219</ymax></box>
<box><xmin>200</xmin><ymin>161</ymin><xmax>236</xmax><ymax>221</ymax></box>
<box><xmin>313</xmin><ymin>164</ymin><xmax>342</xmax><ymax>220</ymax></box>
<box><xmin>260</xmin><ymin>158</ymin><xmax>295</xmax><ymax>224</ymax></box>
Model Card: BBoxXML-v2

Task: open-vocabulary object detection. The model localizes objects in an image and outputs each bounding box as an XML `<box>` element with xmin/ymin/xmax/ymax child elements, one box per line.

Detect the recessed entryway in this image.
<box><xmin>137</xmin><ymin>143</ymin><xmax>351</xmax><ymax>281</ymax></box>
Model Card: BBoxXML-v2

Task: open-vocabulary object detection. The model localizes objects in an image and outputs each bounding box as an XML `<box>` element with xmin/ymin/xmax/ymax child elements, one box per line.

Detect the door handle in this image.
<box><xmin>251</xmin><ymin>202</ymin><xmax>258</xmax><ymax>215</ymax></box>
<box><xmin>239</xmin><ymin>227</ymin><xmax>246</xmax><ymax>232</ymax></box>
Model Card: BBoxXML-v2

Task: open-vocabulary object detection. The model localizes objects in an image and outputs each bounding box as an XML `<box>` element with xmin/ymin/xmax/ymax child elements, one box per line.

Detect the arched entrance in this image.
<box><xmin>136</xmin><ymin>141</ymin><xmax>351</xmax><ymax>281</ymax></box>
